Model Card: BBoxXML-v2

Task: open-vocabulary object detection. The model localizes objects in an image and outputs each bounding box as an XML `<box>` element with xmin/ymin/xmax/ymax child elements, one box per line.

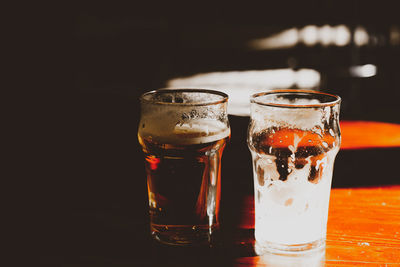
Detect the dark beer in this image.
<box><xmin>138</xmin><ymin>122</ymin><xmax>230</xmax><ymax>245</ymax></box>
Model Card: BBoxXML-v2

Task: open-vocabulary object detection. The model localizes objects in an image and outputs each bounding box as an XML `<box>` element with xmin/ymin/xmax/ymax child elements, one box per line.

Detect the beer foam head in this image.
<box><xmin>138</xmin><ymin>89</ymin><xmax>230</xmax><ymax>144</ymax></box>
<box><xmin>139</xmin><ymin>116</ymin><xmax>230</xmax><ymax>145</ymax></box>
<box><xmin>141</xmin><ymin>89</ymin><xmax>226</xmax><ymax>105</ymax></box>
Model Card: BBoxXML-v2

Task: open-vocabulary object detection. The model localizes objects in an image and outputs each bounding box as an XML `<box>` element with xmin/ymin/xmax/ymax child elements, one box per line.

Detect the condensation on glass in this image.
<box><xmin>247</xmin><ymin>90</ymin><xmax>341</xmax><ymax>254</ymax></box>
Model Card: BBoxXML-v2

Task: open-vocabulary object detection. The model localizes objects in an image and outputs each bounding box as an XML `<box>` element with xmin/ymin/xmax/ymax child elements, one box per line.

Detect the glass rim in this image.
<box><xmin>140</xmin><ymin>88</ymin><xmax>229</xmax><ymax>106</ymax></box>
<box><xmin>250</xmin><ymin>89</ymin><xmax>341</xmax><ymax>108</ymax></box>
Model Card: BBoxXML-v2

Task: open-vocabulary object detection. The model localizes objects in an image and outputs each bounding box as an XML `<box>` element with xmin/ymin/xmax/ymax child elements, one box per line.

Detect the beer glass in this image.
<box><xmin>247</xmin><ymin>90</ymin><xmax>341</xmax><ymax>253</ymax></box>
<box><xmin>138</xmin><ymin>89</ymin><xmax>230</xmax><ymax>246</ymax></box>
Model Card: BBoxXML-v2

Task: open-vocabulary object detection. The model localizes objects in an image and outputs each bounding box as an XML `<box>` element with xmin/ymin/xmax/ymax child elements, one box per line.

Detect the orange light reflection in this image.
<box><xmin>340</xmin><ymin>121</ymin><xmax>400</xmax><ymax>149</ymax></box>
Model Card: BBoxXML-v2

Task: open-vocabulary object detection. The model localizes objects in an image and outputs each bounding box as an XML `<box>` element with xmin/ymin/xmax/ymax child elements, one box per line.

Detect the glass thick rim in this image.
<box><xmin>250</xmin><ymin>89</ymin><xmax>341</xmax><ymax>108</ymax></box>
<box><xmin>140</xmin><ymin>88</ymin><xmax>229</xmax><ymax>106</ymax></box>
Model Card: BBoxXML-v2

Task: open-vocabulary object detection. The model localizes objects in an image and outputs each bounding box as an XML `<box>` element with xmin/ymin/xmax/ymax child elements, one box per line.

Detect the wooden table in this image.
<box><xmin>53</xmin><ymin>119</ymin><xmax>400</xmax><ymax>266</ymax></box>
<box><xmin>235</xmin><ymin>186</ymin><xmax>400</xmax><ymax>266</ymax></box>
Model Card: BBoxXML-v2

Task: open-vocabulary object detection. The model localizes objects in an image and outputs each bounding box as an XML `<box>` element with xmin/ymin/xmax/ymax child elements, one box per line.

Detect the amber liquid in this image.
<box><xmin>139</xmin><ymin>134</ymin><xmax>229</xmax><ymax>246</ymax></box>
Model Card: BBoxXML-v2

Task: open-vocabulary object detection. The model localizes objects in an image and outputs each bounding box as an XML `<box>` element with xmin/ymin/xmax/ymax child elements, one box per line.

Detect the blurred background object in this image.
<box><xmin>167</xmin><ymin>68</ymin><xmax>321</xmax><ymax>115</ymax></box>
<box><xmin>76</xmin><ymin>1</ymin><xmax>400</xmax><ymax>121</ymax></box>
<box><xmin>67</xmin><ymin>1</ymin><xmax>400</xmax><ymax>265</ymax></box>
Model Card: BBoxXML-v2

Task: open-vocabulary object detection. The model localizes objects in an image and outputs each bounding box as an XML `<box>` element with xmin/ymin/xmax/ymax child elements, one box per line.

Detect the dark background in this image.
<box><xmin>40</xmin><ymin>1</ymin><xmax>400</xmax><ymax>266</ymax></box>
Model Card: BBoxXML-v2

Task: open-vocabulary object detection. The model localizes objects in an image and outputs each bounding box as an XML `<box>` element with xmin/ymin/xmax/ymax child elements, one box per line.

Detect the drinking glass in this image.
<box><xmin>247</xmin><ymin>90</ymin><xmax>341</xmax><ymax>253</ymax></box>
<box><xmin>138</xmin><ymin>89</ymin><xmax>230</xmax><ymax>246</ymax></box>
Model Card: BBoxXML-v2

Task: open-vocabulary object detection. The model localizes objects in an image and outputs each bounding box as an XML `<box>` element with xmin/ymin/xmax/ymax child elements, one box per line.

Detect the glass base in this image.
<box><xmin>255</xmin><ymin>238</ymin><xmax>326</xmax><ymax>256</ymax></box>
<box><xmin>151</xmin><ymin>224</ymin><xmax>217</xmax><ymax>247</ymax></box>
<box><xmin>255</xmin><ymin>242</ymin><xmax>326</xmax><ymax>267</ymax></box>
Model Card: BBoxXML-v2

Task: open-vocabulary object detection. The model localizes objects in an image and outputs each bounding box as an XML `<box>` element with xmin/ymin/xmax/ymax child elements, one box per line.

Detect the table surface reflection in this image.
<box><xmin>236</xmin><ymin>186</ymin><xmax>400</xmax><ymax>266</ymax></box>
<box><xmin>77</xmin><ymin>185</ymin><xmax>398</xmax><ymax>266</ymax></box>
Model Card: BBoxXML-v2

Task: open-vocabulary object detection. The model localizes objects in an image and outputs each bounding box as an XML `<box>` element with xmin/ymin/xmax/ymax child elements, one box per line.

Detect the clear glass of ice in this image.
<box><xmin>247</xmin><ymin>90</ymin><xmax>341</xmax><ymax>254</ymax></box>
